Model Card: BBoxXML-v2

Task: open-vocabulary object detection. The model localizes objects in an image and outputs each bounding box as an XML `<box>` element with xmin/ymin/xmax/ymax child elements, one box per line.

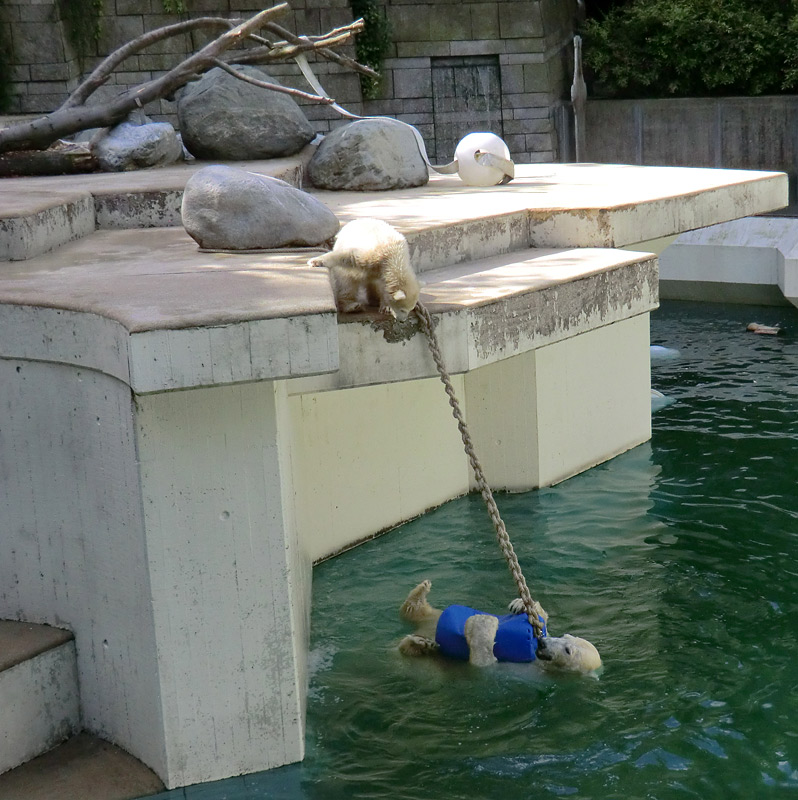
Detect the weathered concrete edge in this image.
<box><xmin>0</xmin><ymin>196</ymin><xmax>95</xmax><ymax>262</ymax></box>
<box><xmin>407</xmin><ymin>212</ymin><xmax>530</xmax><ymax>274</ymax></box>
<box><xmin>0</xmin><ymin>640</ymin><xmax>80</xmax><ymax>776</ymax></box>
<box><xmin>293</xmin><ymin>254</ymin><xmax>659</xmax><ymax>394</ymax></box>
<box><xmin>466</xmin><ymin>256</ymin><xmax>659</xmax><ymax>366</ymax></box>
<box><xmin>94</xmin><ymin>190</ymin><xmax>184</xmax><ymax>230</ymax></box>
<box><xmin>0</xmin><ymin>620</ymin><xmax>74</xmax><ymax>673</ymax></box>
<box><xmin>527</xmin><ymin>172</ymin><xmax>789</xmax><ymax>248</ymax></box>
<box><xmin>0</xmin><ymin>302</ymin><xmax>340</xmax><ymax>395</ymax></box>
<box><xmin>0</xmin><ymin>304</ymin><xmax>131</xmax><ymax>384</ymax></box>
<box><xmin>127</xmin><ymin>312</ymin><xmax>340</xmax><ymax>394</ymax></box>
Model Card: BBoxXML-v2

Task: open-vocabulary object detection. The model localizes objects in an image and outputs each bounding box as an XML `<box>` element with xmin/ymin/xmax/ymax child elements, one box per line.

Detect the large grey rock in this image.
<box><xmin>181</xmin><ymin>165</ymin><xmax>339</xmax><ymax>250</ymax></box>
<box><xmin>177</xmin><ymin>65</ymin><xmax>315</xmax><ymax>160</ymax></box>
<box><xmin>91</xmin><ymin>119</ymin><xmax>183</xmax><ymax>171</ymax></box>
<box><xmin>307</xmin><ymin>118</ymin><xmax>429</xmax><ymax>191</ymax></box>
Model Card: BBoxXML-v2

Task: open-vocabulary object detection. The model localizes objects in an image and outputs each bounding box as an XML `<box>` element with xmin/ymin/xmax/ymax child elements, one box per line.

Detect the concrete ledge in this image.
<box><xmin>0</xmin><ymin>162</ymin><xmax>787</xmax><ymax>263</ymax></box>
<box><xmin>0</xmin><ymin>231</ymin><xmax>655</xmax><ymax>395</ymax></box>
<box><xmin>314</xmin><ymin>164</ymin><xmax>788</xmax><ymax>253</ymax></box>
<box><xmin>0</xmin><ymin>193</ymin><xmax>95</xmax><ymax>261</ymax></box>
<box><xmin>292</xmin><ymin>247</ymin><xmax>658</xmax><ymax>393</ymax></box>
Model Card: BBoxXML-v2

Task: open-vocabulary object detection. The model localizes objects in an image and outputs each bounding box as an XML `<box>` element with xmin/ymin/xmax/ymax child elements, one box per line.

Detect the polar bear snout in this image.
<box><xmin>536</xmin><ymin>633</ymin><xmax>602</xmax><ymax>673</ymax></box>
<box><xmin>535</xmin><ymin>636</ymin><xmax>552</xmax><ymax>659</ymax></box>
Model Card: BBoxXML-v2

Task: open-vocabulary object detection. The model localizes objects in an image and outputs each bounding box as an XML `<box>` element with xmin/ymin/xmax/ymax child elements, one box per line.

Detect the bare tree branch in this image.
<box><xmin>0</xmin><ymin>4</ymin><xmax>375</xmax><ymax>155</ymax></box>
<box><xmin>236</xmin><ymin>27</ymin><xmax>362</xmax><ymax>65</ymax></box>
<box><xmin>259</xmin><ymin>20</ymin><xmax>378</xmax><ymax>78</ymax></box>
<box><xmin>63</xmin><ymin>17</ymin><xmax>238</xmax><ymax>109</ymax></box>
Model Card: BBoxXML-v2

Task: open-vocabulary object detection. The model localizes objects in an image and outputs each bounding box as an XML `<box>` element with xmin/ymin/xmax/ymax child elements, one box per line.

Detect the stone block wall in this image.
<box><xmin>4</xmin><ymin>0</ymin><xmax>579</xmax><ymax>163</ymax></box>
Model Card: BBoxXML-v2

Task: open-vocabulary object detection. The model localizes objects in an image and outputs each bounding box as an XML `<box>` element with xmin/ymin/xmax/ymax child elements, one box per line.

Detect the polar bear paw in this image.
<box><xmin>398</xmin><ymin>634</ymin><xmax>439</xmax><ymax>657</ymax></box>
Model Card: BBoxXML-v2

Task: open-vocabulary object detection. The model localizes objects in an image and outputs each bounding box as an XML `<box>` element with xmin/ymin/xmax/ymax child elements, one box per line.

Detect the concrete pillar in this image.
<box><xmin>0</xmin><ymin>357</ymin><xmax>310</xmax><ymax>789</ymax></box>
<box><xmin>134</xmin><ymin>380</ymin><xmax>310</xmax><ymax>788</ymax></box>
<box><xmin>464</xmin><ymin>314</ymin><xmax>652</xmax><ymax>490</ymax></box>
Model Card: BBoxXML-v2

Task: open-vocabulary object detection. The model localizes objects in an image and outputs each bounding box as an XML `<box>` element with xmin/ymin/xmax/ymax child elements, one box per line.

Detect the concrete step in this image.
<box><xmin>0</xmin><ymin>152</ymin><xmax>311</xmax><ymax>262</ymax></box>
<box><xmin>0</xmin><ymin>620</ymin><xmax>80</xmax><ymax>775</ymax></box>
<box><xmin>0</xmin><ymin>733</ymin><xmax>164</xmax><ymax>800</ymax></box>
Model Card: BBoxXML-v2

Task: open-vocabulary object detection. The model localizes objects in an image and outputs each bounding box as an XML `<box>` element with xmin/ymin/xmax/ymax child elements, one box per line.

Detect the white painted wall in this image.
<box><xmin>464</xmin><ymin>347</ymin><xmax>541</xmax><ymax>491</ymax></box>
<box><xmin>289</xmin><ymin>315</ymin><xmax>652</xmax><ymax>562</ymax></box>
<box><xmin>463</xmin><ymin>315</ymin><xmax>651</xmax><ymax>491</ymax></box>
<box><xmin>533</xmin><ymin>314</ymin><xmax>652</xmax><ymax>486</ymax></box>
<box><xmin>658</xmin><ymin>216</ymin><xmax>798</xmax><ymax>307</ymax></box>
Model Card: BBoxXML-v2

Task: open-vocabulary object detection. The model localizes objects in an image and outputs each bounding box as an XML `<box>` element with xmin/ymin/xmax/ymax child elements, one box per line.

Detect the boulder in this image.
<box><xmin>181</xmin><ymin>165</ymin><xmax>339</xmax><ymax>250</ymax></box>
<box><xmin>307</xmin><ymin>118</ymin><xmax>429</xmax><ymax>191</ymax></box>
<box><xmin>91</xmin><ymin>119</ymin><xmax>183</xmax><ymax>171</ymax></box>
<box><xmin>177</xmin><ymin>65</ymin><xmax>315</xmax><ymax>160</ymax></box>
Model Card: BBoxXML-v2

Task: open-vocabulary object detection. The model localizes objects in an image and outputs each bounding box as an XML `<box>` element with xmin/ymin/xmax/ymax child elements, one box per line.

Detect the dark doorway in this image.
<box><xmin>430</xmin><ymin>55</ymin><xmax>504</xmax><ymax>162</ymax></box>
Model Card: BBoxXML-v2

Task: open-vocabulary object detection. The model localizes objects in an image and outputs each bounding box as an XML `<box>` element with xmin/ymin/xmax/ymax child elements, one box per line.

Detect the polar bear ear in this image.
<box><xmin>392</xmin><ymin>290</ymin><xmax>407</xmax><ymax>301</ymax></box>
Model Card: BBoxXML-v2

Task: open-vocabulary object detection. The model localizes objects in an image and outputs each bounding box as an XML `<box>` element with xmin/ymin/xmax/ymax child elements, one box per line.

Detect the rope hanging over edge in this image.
<box><xmin>414</xmin><ymin>302</ymin><xmax>547</xmax><ymax>637</ymax></box>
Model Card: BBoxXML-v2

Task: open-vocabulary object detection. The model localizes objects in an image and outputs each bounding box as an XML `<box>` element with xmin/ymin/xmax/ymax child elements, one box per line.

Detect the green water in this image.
<box><xmin>148</xmin><ymin>301</ymin><xmax>798</xmax><ymax>800</ymax></box>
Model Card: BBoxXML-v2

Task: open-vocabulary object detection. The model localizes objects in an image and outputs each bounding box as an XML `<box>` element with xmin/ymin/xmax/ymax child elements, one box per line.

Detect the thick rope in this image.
<box><xmin>414</xmin><ymin>302</ymin><xmax>547</xmax><ymax>636</ymax></box>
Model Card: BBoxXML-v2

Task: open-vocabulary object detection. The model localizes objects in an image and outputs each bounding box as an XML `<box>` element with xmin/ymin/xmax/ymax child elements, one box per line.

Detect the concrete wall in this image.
<box><xmin>290</xmin><ymin>313</ymin><xmax>652</xmax><ymax>564</ymax></box>
<box><xmin>3</xmin><ymin>0</ymin><xmax>580</xmax><ymax>163</ymax></box>
<box><xmin>583</xmin><ymin>96</ymin><xmax>798</xmax><ymax>201</ymax></box>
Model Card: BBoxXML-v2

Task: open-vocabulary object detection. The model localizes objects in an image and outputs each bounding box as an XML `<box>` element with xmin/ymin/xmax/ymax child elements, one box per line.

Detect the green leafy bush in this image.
<box><xmin>349</xmin><ymin>0</ymin><xmax>392</xmax><ymax>100</ymax></box>
<box><xmin>581</xmin><ymin>0</ymin><xmax>798</xmax><ymax>98</ymax></box>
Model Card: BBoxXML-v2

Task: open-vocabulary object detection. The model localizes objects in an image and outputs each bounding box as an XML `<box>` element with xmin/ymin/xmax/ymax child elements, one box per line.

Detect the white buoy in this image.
<box><xmin>454</xmin><ymin>132</ymin><xmax>514</xmax><ymax>186</ymax></box>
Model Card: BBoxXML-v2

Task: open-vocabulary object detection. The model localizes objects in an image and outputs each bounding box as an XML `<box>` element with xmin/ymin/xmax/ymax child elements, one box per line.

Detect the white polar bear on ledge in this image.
<box><xmin>308</xmin><ymin>218</ymin><xmax>420</xmax><ymax>320</ymax></box>
<box><xmin>398</xmin><ymin>580</ymin><xmax>602</xmax><ymax>673</ymax></box>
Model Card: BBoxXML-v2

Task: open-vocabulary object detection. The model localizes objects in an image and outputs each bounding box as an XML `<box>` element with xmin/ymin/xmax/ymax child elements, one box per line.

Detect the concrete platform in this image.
<box><xmin>0</xmin><ymin>158</ymin><xmax>787</xmax><ymax>262</ymax></box>
<box><xmin>0</xmin><ymin>157</ymin><xmax>788</xmax><ymax>792</ymax></box>
<box><xmin>0</xmin><ymin>734</ymin><xmax>164</xmax><ymax>800</ymax></box>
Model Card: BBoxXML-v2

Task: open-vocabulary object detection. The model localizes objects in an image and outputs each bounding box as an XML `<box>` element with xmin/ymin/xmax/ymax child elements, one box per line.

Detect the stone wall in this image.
<box><xmin>3</xmin><ymin>0</ymin><xmax>579</xmax><ymax>163</ymax></box>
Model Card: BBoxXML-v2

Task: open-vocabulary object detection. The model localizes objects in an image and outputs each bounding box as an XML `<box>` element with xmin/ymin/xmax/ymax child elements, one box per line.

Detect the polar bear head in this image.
<box><xmin>536</xmin><ymin>633</ymin><xmax>601</xmax><ymax>673</ymax></box>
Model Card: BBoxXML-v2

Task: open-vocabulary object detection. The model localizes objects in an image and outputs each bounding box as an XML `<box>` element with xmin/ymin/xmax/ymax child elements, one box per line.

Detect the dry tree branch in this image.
<box><xmin>63</xmin><ymin>17</ymin><xmax>239</xmax><ymax>109</ymax></box>
<box><xmin>0</xmin><ymin>4</ymin><xmax>374</xmax><ymax>155</ymax></box>
<box><xmin>258</xmin><ymin>20</ymin><xmax>378</xmax><ymax>78</ymax></box>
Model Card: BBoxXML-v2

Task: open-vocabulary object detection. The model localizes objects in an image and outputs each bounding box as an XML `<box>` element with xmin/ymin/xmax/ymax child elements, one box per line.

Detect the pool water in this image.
<box><xmin>148</xmin><ymin>300</ymin><xmax>798</xmax><ymax>800</ymax></box>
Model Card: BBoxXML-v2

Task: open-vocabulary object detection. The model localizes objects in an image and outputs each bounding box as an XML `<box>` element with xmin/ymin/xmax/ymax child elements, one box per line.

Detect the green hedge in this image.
<box><xmin>349</xmin><ymin>0</ymin><xmax>391</xmax><ymax>100</ymax></box>
<box><xmin>581</xmin><ymin>0</ymin><xmax>798</xmax><ymax>98</ymax></box>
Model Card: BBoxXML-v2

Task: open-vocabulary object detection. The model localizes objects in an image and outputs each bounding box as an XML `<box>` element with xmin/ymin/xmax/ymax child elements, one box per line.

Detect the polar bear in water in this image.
<box><xmin>308</xmin><ymin>218</ymin><xmax>420</xmax><ymax>320</ymax></box>
<box><xmin>398</xmin><ymin>580</ymin><xmax>601</xmax><ymax>673</ymax></box>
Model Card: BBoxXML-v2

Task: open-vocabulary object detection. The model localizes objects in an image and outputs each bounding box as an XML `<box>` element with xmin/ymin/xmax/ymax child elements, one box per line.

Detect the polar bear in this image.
<box><xmin>398</xmin><ymin>580</ymin><xmax>601</xmax><ymax>673</ymax></box>
<box><xmin>308</xmin><ymin>218</ymin><xmax>420</xmax><ymax>320</ymax></box>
